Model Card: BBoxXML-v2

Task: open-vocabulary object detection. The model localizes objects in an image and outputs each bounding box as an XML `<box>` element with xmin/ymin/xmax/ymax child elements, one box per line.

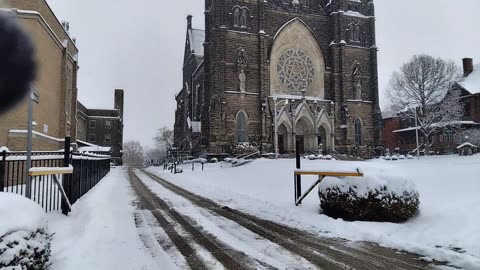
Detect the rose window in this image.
<box><xmin>276</xmin><ymin>49</ymin><xmax>315</xmax><ymax>92</ymax></box>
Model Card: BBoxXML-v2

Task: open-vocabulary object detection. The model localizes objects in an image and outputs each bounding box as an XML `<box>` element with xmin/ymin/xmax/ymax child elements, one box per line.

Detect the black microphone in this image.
<box><xmin>0</xmin><ymin>11</ymin><xmax>37</xmax><ymax>113</ymax></box>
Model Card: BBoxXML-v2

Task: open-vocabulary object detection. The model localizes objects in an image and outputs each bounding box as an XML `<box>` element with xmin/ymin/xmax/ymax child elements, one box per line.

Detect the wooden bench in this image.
<box><xmin>294</xmin><ymin>169</ymin><xmax>363</xmax><ymax>206</ymax></box>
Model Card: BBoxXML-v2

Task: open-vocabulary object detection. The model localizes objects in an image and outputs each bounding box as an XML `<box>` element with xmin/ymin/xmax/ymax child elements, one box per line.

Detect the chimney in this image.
<box><xmin>187</xmin><ymin>15</ymin><xmax>192</xmax><ymax>30</ymax></box>
<box><xmin>463</xmin><ymin>58</ymin><xmax>473</xmax><ymax>77</ymax></box>
<box><xmin>114</xmin><ymin>89</ymin><xmax>124</xmax><ymax>118</ymax></box>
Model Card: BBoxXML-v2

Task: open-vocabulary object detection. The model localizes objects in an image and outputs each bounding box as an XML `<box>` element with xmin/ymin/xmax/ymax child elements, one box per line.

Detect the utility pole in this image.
<box><xmin>415</xmin><ymin>108</ymin><xmax>420</xmax><ymax>160</ymax></box>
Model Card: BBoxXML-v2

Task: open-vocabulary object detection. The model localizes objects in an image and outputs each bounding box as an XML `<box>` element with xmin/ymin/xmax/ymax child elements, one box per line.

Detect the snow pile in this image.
<box><xmin>0</xmin><ymin>193</ymin><xmax>51</xmax><ymax>269</ymax></box>
<box><xmin>0</xmin><ymin>193</ymin><xmax>45</xmax><ymax>237</ymax></box>
<box><xmin>319</xmin><ymin>174</ymin><xmax>420</xmax><ymax>222</ymax></box>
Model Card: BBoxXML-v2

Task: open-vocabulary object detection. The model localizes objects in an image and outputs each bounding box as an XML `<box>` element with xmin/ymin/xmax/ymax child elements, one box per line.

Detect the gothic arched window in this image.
<box><xmin>348</xmin><ymin>25</ymin><xmax>354</xmax><ymax>41</ymax></box>
<box><xmin>354</xmin><ymin>118</ymin><xmax>362</xmax><ymax>145</ymax></box>
<box><xmin>240</xmin><ymin>9</ymin><xmax>248</xmax><ymax>28</ymax></box>
<box><xmin>354</xmin><ymin>25</ymin><xmax>360</xmax><ymax>41</ymax></box>
<box><xmin>236</xmin><ymin>111</ymin><xmax>248</xmax><ymax>143</ymax></box>
<box><xmin>233</xmin><ymin>8</ymin><xmax>240</xmax><ymax>27</ymax></box>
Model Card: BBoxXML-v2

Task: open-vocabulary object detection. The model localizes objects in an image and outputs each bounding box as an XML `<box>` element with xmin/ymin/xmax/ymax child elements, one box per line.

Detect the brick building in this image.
<box><xmin>0</xmin><ymin>0</ymin><xmax>79</xmax><ymax>151</ymax></box>
<box><xmin>174</xmin><ymin>0</ymin><xmax>383</xmax><ymax>155</ymax></box>
<box><xmin>383</xmin><ymin>58</ymin><xmax>480</xmax><ymax>154</ymax></box>
<box><xmin>77</xmin><ymin>90</ymin><xmax>124</xmax><ymax>164</ymax></box>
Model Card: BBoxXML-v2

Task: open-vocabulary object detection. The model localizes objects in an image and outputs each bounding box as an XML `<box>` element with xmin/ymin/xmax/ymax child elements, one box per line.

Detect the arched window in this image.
<box><xmin>233</xmin><ymin>8</ymin><xmax>240</xmax><ymax>27</ymax></box>
<box><xmin>348</xmin><ymin>25</ymin><xmax>354</xmax><ymax>41</ymax></box>
<box><xmin>240</xmin><ymin>9</ymin><xmax>247</xmax><ymax>28</ymax></box>
<box><xmin>354</xmin><ymin>25</ymin><xmax>360</xmax><ymax>41</ymax></box>
<box><xmin>354</xmin><ymin>118</ymin><xmax>362</xmax><ymax>145</ymax></box>
<box><xmin>236</xmin><ymin>111</ymin><xmax>248</xmax><ymax>143</ymax></box>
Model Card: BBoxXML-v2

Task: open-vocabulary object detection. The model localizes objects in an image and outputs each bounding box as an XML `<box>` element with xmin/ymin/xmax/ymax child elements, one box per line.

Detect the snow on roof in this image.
<box><xmin>77</xmin><ymin>139</ymin><xmax>96</xmax><ymax>147</ymax></box>
<box><xmin>458</xmin><ymin>64</ymin><xmax>480</xmax><ymax>95</ymax></box>
<box><xmin>393</xmin><ymin>121</ymin><xmax>479</xmax><ymax>133</ymax></box>
<box><xmin>189</xmin><ymin>29</ymin><xmax>205</xmax><ymax>56</ymax></box>
<box><xmin>78</xmin><ymin>145</ymin><xmax>111</xmax><ymax>153</ymax></box>
<box><xmin>457</xmin><ymin>142</ymin><xmax>478</xmax><ymax>149</ymax></box>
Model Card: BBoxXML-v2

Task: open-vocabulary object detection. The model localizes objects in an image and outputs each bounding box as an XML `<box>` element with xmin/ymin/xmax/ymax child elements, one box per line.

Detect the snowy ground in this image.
<box><xmin>148</xmin><ymin>154</ymin><xmax>480</xmax><ymax>269</ymax></box>
<box><xmin>45</xmin><ymin>167</ymin><xmax>175</xmax><ymax>270</ymax></box>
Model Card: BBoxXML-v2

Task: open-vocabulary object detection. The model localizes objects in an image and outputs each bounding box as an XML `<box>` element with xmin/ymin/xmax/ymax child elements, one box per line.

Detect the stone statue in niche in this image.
<box><xmin>353</xmin><ymin>63</ymin><xmax>362</xmax><ymax>100</ymax></box>
<box><xmin>236</xmin><ymin>48</ymin><xmax>248</xmax><ymax>92</ymax></box>
<box><xmin>239</xmin><ymin>69</ymin><xmax>246</xmax><ymax>92</ymax></box>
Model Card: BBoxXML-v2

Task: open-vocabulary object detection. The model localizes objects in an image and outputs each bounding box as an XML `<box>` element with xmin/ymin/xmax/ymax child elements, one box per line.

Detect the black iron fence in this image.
<box><xmin>0</xmin><ymin>146</ymin><xmax>111</xmax><ymax>213</ymax></box>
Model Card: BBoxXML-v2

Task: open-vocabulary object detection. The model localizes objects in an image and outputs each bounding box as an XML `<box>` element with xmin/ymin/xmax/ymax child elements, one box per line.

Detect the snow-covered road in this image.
<box><xmin>132</xmin><ymin>168</ymin><xmax>435</xmax><ymax>269</ymax></box>
<box><xmin>147</xmin><ymin>155</ymin><xmax>480</xmax><ymax>269</ymax></box>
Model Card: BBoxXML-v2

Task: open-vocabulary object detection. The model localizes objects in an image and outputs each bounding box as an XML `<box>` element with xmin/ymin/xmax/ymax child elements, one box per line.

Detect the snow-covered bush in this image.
<box><xmin>308</xmin><ymin>154</ymin><xmax>317</xmax><ymax>160</ymax></box>
<box><xmin>392</xmin><ymin>155</ymin><xmax>399</xmax><ymax>161</ymax></box>
<box><xmin>0</xmin><ymin>229</ymin><xmax>52</xmax><ymax>269</ymax></box>
<box><xmin>232</xmin><ymin>142</ymin><xmax>259</xmax><ymax>155</ymax></box>
<box><xmin>210</xmin><ymin>158</ymin><xmax>219</xmax><ymax>163</ymax></box>
<box><xmin>0</xmin><ymin>146</ymin><xmax>9</xmax><ymax>152</ymax></box>
<box><xmin>0</xmin><ymin>193</ymin><xmax>51</xmax><ymax>269</ymax></box>
<box><xmin>174</xmin><ymin>167</ymin><xmax>183</xmax><ymax>174</ymax></box>
<box><xmin>399</xmin><ymin>155</ymin><xmax>406</xmax><ymax>160</ymax></box>
<box><xmin>406</xmin><ymin>154</ymin><xmax>414</xmax><ymax>159</ymax></box>
<box><xmin>318</xmin><ymin>174</ymin><xmax>420</xmax><ymax>222</ymax></box>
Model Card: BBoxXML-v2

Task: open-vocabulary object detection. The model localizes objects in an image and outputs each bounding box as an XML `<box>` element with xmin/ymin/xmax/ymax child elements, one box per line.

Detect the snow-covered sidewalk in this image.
<box><xmin>46</xmin><ymin>167</ymin><xmax>174</xmax><ymax>270</ymax></box>
<box><xmin>147</xmin><ymin>155</ymin><xmax>480</xmax><ymax>269</ymax></box>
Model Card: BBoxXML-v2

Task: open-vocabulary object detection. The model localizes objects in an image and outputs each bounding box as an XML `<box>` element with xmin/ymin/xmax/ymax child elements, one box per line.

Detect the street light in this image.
<box><xmin>274</xmin><ymin>97</ymin><xmax>289</xmax><ymax>159</ymax></box>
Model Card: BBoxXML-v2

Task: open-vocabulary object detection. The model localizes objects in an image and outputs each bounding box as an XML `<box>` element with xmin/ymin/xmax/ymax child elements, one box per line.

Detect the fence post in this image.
<box><xmin>61</xmin><ymin>137</ymin><xmax>71</xmax><ymax>215</ymax></box>
<box><xmin>0</xmin><ymin>151</ymin><xmax>6</xmax><ymax>192</ymax></box>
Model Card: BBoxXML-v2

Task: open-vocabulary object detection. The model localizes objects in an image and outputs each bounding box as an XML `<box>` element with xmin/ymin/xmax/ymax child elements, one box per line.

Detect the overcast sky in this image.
<box><xmin>46</xmin><ymin>0</ymin><xmax>480</xmax><ymax>148</ymax></box>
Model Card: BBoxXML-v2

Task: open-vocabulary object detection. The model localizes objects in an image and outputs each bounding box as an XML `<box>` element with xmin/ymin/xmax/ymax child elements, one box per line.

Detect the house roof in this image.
<box><xmin>188</xmin><ymin>28</ymin><xmax>205</xmax><ymax>56</ymax></box>
<box><xmin>458</xmin><ymin>64</ymin><xmax>480</xmax><ymax>95</ymax></box>
<box><xmin>457</xmin><ymin>142</ymin><xmax>477</xmax><ymax>149</ymax></box>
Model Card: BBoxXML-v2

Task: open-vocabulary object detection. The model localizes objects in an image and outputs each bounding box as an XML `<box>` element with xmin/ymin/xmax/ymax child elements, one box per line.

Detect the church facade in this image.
<box><xmin>174</xmin><ymin>0</ymin><xmax>383</xmax><ymax>155</ymax></box>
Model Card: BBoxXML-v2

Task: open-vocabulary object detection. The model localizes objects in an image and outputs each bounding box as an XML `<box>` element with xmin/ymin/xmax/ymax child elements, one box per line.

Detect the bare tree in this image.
<box><xmin>387</xmin><ymin>54</ymin><xmax>463</xmax><ymax>154</ymax></box>
<box><xmin>123</xmin><ymin>141</ymin><xmax>145</xmax><ymax>167</ymax></box>
<box><xmin>154</xmin><ymin>127</ymin><xmax>174</xmax><ymax>150</ymax></box>
<box><xmin>146</xmin><ymin>147</ymin><xmax>166</xmax><ymax>164</ymax></box>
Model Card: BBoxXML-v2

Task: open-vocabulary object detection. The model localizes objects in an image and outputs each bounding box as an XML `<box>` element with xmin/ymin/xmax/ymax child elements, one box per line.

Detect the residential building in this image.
<box><xmin>0</xmin><ymin>0</ymin><xmax>78</xmax><ymax>151</ymax></box>
<box><xmin>174</xmin><ymin>0</ymin><xmax>383</xmax><ymax>155</ymax></box>
<box><xmin>76</xmin><ymin>90</ymin><xmax>124</xmax><ymax>164</ymax></box>
<box><xmin>383</xmin><ymin>58</ymin><xmax>480</xmax><ymax>154</ymax></box>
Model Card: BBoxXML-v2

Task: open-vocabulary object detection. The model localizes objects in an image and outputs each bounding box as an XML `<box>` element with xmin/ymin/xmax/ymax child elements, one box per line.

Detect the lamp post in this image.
<box><xmin>274</xmin><ymin>97</ymin><xmax>289</xmax><ymax>159</ymax></box>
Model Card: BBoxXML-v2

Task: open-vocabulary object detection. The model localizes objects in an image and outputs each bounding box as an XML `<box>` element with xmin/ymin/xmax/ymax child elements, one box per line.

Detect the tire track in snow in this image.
<box><xmin>135</xmin><ymin>169</ymin><xmax>318</xmax><ymax>269</ymax></box>
<box><xmin>129</xmin><ymin>169</ymin><xmax>258</xmax><ymax>270</ymax></box>
<box><xmin>141</xmin><ymin>169</ymin><xmax>439</xmax><ymax>270</ymax></box>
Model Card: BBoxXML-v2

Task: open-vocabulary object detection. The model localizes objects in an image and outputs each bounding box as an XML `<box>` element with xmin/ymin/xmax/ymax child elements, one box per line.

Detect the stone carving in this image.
<box><xmin>353</xmin><ymin>62</ymin><xmax>362</xmax><ymax>100</ymax></box>
<box><xmin>276</xmin><ymin>49</ymin><xmax>315</xmax><ymax>92</ymax></box>
<box><xmin>236</xmin><ymin>48</ymin><xmax>248</xmax><ymax>71</ymax></box>
<box><xmin>239</xmin><ymin>69</ymin><xmax>246</xmax><ymax>92</ymax></box>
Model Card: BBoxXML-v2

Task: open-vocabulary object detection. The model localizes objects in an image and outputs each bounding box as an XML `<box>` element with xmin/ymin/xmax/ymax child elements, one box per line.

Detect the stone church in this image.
<box><xmin>174</xmin><ymin>0</ymin><xmax>383</xmax><ymax>155</ymax></box>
